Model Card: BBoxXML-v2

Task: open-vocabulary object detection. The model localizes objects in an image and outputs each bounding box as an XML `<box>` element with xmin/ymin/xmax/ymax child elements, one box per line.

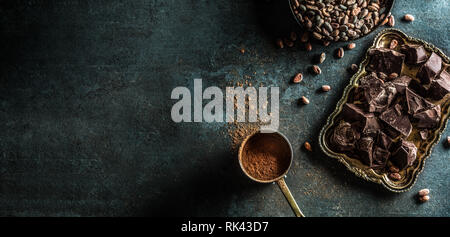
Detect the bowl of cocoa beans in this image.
<box><xmin>289</xmin><ymin>0</ymin><xmax>395</xmax><ymax>42</ymax></box>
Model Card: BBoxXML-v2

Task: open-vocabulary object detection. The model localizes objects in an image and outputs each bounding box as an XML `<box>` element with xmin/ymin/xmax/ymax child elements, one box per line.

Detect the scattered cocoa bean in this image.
<box><xmin>293</xmin><ymin>73</ymin><xmax>303</xmax><ymax>83</ymax></box>
<box><xmin>389</xmin><ymin>172</ymin><xmax>401</xmax><ymax>181</ymax></box>
<box><xmin>403</xmin><ymin>14</ymin><xmax>415</xmax><ymax>22</ymax></box>
<box><xmin>337</xmin><ymin>47</ymin><xmax>344</xmax><ymax>58</ymax></box>
<box><xmin>276</xmin><ymin>38</ymin><xmax>284</xmax><ymax>49</ymax></box>
<box><xmin>418</xmin><ymin>189</ymin><xmax>430</xmax><ymax>197</ymax></box>
<box><xmin>305</xmin><ymin>42</ymin><xmax>312</xmax><ymax>51</ymax></box>
<box><xmin>389</xmin><ymin>166</ymin><xmax>400</xmax><ymax>173</ymax></box>
<box><xmin>389</xmin><ymin>39</ymin><xmax>398</xmax><ymax>49</ymax></box>
<box><xmin>312</xmin><ymin>65</ymin><xmax>322</xmax><ymax>75</ymax></box>
<box><xmin>319</xmin><ymin>52</ymin><xmax>326</xmax><ymax>64</ymax></box>
<box><xmin>349</xmin><ymin>63</ymin><xmax>358</xmax><ymax>73</ymax></box>
<box><xmin>304</xmin><ymin>141</ymin><xmax>312</xmax><ymax>151</ymax></box>
<box><xmin>419</xmin><ymin>195</ymin><xmax>430</xmax><ymax>203</ymax></box>
<box><xmin>301</xmin><ymin>32</ymin><xmax>309</xmax><ymax>43</ymax></box>
<box><xmin>347</xmin><ymin>42</ymin><xmax>356</xmax><ymax>50</ymax></box>
<box><xmin>389</xmin><ymin>72</ymin><xmax>398</xmax><ymax>80</ymax></box>
<box><xmin>322</xmin><ymin>85</ymin><xmax>331</xmax><ymax>92</ymax></box>
<box><xmin>388</xmin><ymin>15</ymin><xmax>395</xmax><ymax>27</ymax></box>
<box><xmin>301</xmin><ymin>96</ymin><xmax>310</xmax><ymax>105</ymax></box>
<box><xmin>284</xmin><ymin>38</ymin><xmax>294</xmax><ymax>48</ymax></box>
<box><xmin>290</xmin><ymin>31</ymin><xmax>298</xmax><ymax>41</ymax></box>
<box><xmin>380</xmin><ymin>16</ymin><xmax>389</xmax><ymax>26</ymax></box>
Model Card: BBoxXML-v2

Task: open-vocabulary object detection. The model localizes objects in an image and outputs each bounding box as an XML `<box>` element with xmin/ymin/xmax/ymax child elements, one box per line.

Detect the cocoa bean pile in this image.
<box><xmin>290</xmin><ymin>0</ymin><xmax>390</xmax><ymax>41</ymax></box>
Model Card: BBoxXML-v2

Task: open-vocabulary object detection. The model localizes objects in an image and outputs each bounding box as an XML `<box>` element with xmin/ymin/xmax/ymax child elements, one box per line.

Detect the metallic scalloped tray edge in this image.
<box><xmin>318</xmin><ymin>28</ymin><xmax>450</xmax><ymax>192</ymax></box>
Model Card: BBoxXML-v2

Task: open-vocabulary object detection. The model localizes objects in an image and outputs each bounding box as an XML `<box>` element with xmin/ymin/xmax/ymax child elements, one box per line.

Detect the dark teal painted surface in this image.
<box><xmin>0</xmin><ymin>0</ymin><xmax>448</xmax><ymax>216</ymax></box>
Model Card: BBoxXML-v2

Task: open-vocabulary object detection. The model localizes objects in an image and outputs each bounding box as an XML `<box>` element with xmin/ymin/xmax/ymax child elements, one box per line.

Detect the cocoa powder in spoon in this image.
<box><xmin>241</xmin><ymin>133</ymin><xmax>291</xmax><ymax>181</ymax></box>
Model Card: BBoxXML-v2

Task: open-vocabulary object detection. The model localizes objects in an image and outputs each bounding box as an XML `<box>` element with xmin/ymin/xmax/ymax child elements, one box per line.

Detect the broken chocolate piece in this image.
<box><xmin>359</xmin><ymin>73</ymin><xmax>384</xmax><ymax>98</ymax></box>
<box><xmin>379</xmin><ymin>104</ymin><xmax>413</xmax><ymax>137</ymax></box>
<box><xmin>368</xmin><ymin>82</ymin><xmax>397</xmax><ymax>113</ymax></box>
<box><xmin>359</xmin><ymin>74</ymin><xmax>397</xmax><ymax>112</ymax></box>
<box><xmin>341</xmin><ymin>103</ymin><xmax>380</xmax><ymax>137</ymax></box>
<box><xmin>408</xmin><ymin>79</ymin><xmax>428</xmax><ymax>98</ymax></box>
<box><xmin>413</xmin><ymin>104</ymin><xmax>441</xmax><ymax>128</ymax></box>
<box><xmin>382</xmin><ymin>124</ymin><xmax>401</xmax><ymax>139</ymax></box>
<box><xmin>428</xmin><ymin>70</ymin><xmax>450</xmax><ymax>100</ymax></box>
<box><xmin>391</xmin><ymin>140</ymin><xmax>417</xmax><ymax>170</ymax></box>
<box><xmin>330</xmin><ymin>121</ymin><xmax>360</xmax><ymax>152</ymax></box>
<box><xmin>406</xmin><ymin>88</ymin><xmax>434</xmax><ymax>115</ymax></box>
<box><xmin>367</xmin><ymin>48</ymin><xmax>405</xmax><ymax>77</ymax></box>
<box><xmin>400</xmin><ymin>44</ymin><xmax>428</xmax><ymax>65</ymax></box>
<box><xmin>361</xmin><ymin>117</ymin><xmax>381</xmax><ymax>137</ymax></box>
<box><xmin>392</xmin><ymin>75</ymin><xmax>412</xmax><ymax>94</ymax></box>
<box><xmin>417</xmin><ymin>52</ymin><xmax>442</xmax><ymax>84</ymax></box>
<box><xmin>341</xmin><ymin>103</ymin><xmax>372</xmax><ymax>122</ymax></box>
<box><xmin>357</xmin><ymin>137</ymin><xmax>374</xmax><ymax>166</ymax></box>
<box><xmin>376</xmin><ymin>131</ymin><xmax>393</xmax><ymax>150</ymax></box>
<box><xmin>371</xmin><ymin>146</ymin><xmax>390</xmax><ymax>169</ymax></box>
<box><xmin>404</xmin><ymin>88</ymin><xmax>440</xmax><ymax>128</ymax></box>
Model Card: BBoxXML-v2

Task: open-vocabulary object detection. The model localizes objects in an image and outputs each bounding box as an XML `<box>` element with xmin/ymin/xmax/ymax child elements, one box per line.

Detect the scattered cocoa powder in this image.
<box><xmin>226</xmin><ymin>80</ymin><xmax>270</xmax><ymax>150</ymax></box>
<box><xmin>240</xmin><ymin>133</ymin><xmax>291</xmax><ymax>181</ymax></box>
<box><xmin>227</xmin><ymin>122</ymin><xmax>260</xmax><ymax>150</ymax></box>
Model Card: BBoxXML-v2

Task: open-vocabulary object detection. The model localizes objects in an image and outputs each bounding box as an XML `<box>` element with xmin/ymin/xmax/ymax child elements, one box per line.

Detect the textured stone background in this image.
<box><xmin>0</xmin><ymin>0</ymin><xmax>448</xmax><ymax>216</ymax></box>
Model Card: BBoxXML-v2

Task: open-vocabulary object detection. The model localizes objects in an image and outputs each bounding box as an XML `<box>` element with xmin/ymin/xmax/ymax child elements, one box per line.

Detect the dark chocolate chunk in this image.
<box><xmin>413</xmin><ymin>104</ymin><xmax>441</xmax><ymax>128</ymax></box>
<box><xmin>400</xmin><ymin>44</ymin><xmax>428</xmax><ymax>65</ymax></box>
<box><xmin>371</xmin><ymin>146</ymin><xmax>390</xmax><ymax>169</ymax></box>
<box><xmin>368</xmin><ymin>82</ymin><xmax>397</xmax><ymax>113</ymax></box>
<box><xmin>392</xmin><ymin>75</ymin><xmax>412</xmax><ymax>94</ymax></box>
<box><xmin>330</xmin><ymin>121</ymin><xmax>360</xmax><ymax>152</ymax></box>
<box><xmin>376</xmin><ymin>131</ymin><xmax>393</xmax><ymax>150</ymax></box>
<box><xmin>391</xmin><ymin>140</ymin><xmax>417</xmax><ymax>170</ymax></box>
<box><xmin>341</xmin><ymin>103</ymin><xmax>380</xmax><ymax>137</ymax></box>
<box><xmin>359</xmin><ymin>74</ymin><xmax>397</xmax><ymax>112</ymax></box>
<box><xmin>360</xmin><ymin>117</ymin><xmax>381</xmax><ymax>137</ymax></box>
<box><xmin>382</xmin><ymin>124</ymin><xmax>401</xmax><ymax>139</ymax></box>
<box><xmin>417</xmin><ymin>52</ymin><xmax>442</xmax><ymax>84</ymax></box>
<box><xmin>359</xmin><ymin>73</ymin><xmax>384</xmax><ymax>98</ymax></box>
<box><xmin>367</xmin><ymin>48</ymin><xmax>405</xmax><ymax>77</ymax></box>
<box><xmin>428</xmin><ymin>70</ymin><xmax>450</xmax><ymax>100</ymax></box>
<box><xmin>404</xmin><ymin>88</ymin><xmax>440</xmax><ymax>128</ymax></box>
<box><xmin>379</xmin><ymin>104</ymin><xmax>412</xmax><ymax>137</ymax></box>
<box><xmin>408</xmin><ymin>79</ymin><xmax>428</xmax><ymax>98</ymax></box>
<box><xmin>341</xmin><ymin>103</ymin><xmax>373</xmax><ymax>122</ymax></box>
<box><xmin>406</xmin><ymin>88</ymin><xmax>434</xmax><ymax>115</ymax></box>
<box><xmin>357</xmin><ymin>137</ymin><xmax>374</xmax><ymax>166</ymax></box>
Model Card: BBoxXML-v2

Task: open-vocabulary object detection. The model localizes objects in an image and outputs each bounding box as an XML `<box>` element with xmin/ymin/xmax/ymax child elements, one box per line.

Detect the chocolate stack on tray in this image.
<box><xmin>329</xmin><ymin>41</ymin><xmax>449</xmax><ymax>172</ymax></box>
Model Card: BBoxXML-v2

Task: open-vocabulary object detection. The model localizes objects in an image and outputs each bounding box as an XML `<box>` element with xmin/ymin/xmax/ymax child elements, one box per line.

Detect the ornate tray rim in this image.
<box><xmin>318</xmin><ymin>28</ymin><xmax>450</xmax><ymax>193</ymax></box>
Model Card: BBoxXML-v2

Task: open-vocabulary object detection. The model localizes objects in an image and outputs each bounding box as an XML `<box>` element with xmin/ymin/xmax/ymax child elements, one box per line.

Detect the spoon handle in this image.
<box><xmin>276</xmin><ymin>178</ymin><xmax>305</xmax><ymax>217</ymax></box>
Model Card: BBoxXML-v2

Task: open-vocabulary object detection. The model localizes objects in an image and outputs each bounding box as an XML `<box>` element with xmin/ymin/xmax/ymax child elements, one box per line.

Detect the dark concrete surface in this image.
<box><xmin>0</xmin><ymin>0</ymin><xmax>448</xmax><ymax>217</ymax></box>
